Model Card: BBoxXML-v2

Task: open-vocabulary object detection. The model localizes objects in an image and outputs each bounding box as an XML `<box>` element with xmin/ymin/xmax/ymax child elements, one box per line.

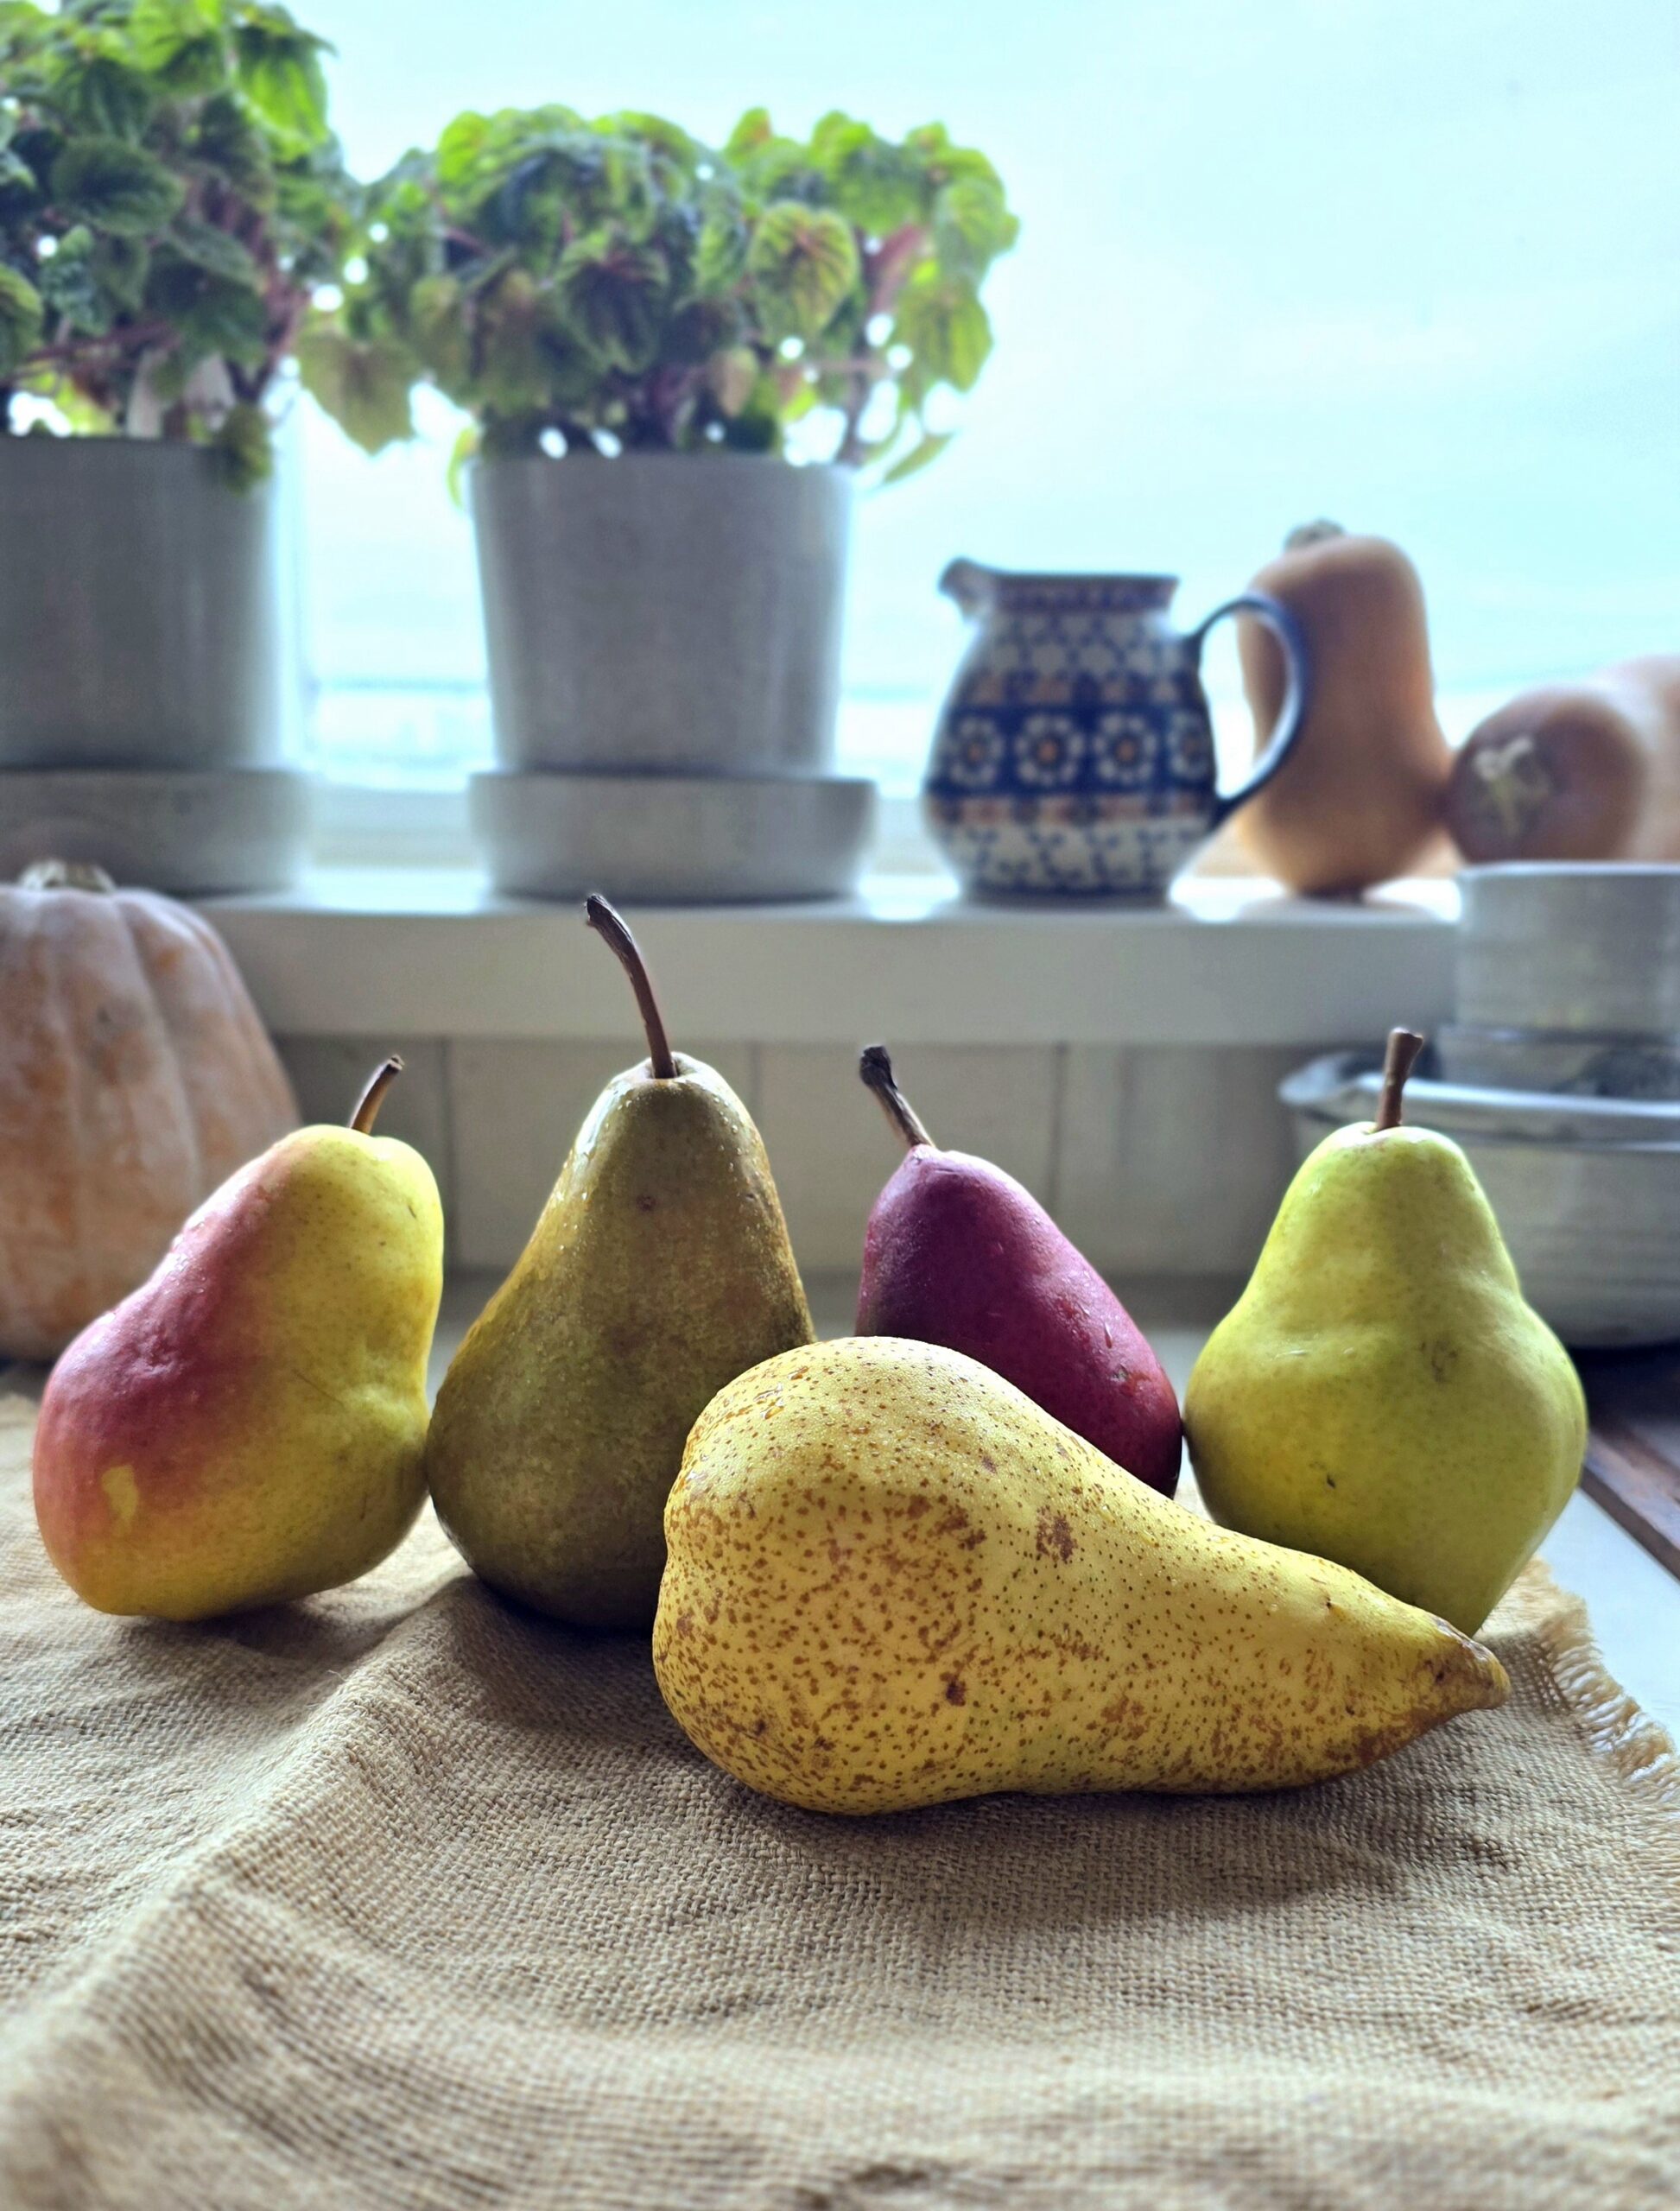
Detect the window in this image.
<box><xmin>296</xmin><ymin>0</ymin><xmax>1680</xmax><ymax>801</ymax></box>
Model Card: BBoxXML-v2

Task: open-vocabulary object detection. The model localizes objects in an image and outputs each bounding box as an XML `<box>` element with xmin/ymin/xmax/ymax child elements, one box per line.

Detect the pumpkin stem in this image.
<box><xmin>1466</xmin><ymin>731</ymin><xmax>1557</xmax><ymax>845</ymax></box>
<box><xmin>1284</xmin><ymin>520</ymin><xmax>1347</xmax><ymax>550</ymax></box>
<box><xmin>350</xmin><ymin>1055</ymin><xmax>404</xmax><ymax>1135</ymax></box>
<box><xmin>859</xmin><ymin>1044</ymin><xmax>935</xmax><ymax>1151</ymax></box>
<box><xmin>20</xmin><ymin>858</ymin><xmax>115</xmax><ymax>893</ymax></box>
<box><xmin>584</xmin><ymin>893</ymin><xmax>678</xmax><ymax>1080</ymax></box>
<box><xmin>1373</xmin><ymin>1028</ymin><xmax>1425</xmax><ymax>1132</ymax></box>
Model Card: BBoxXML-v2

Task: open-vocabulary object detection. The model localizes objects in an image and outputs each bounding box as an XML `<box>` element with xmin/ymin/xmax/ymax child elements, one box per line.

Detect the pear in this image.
<box><xmin>34</xmin><ymin>1058</ymin><xmax>443</xmax><ymax>1620</ymax></box>
<box><xmin>427</xmin><ymin>896</ymin><xmax>814</xmax><ymax>1630</ymax></box>
<box><xmin>1185</xmin><ymin>1029</ymin><xmax>1586</xmax><ymax>1637</ymax></box>
<box><xmin>653</xmin><ymin>1335</ymin><xmax>1507</xmax><ymax>1815</ymax></box>
<box><xmin>856</xmin><ymin>1044</ymin><xmax>1181</xmax><ymax>1493</ymax></box>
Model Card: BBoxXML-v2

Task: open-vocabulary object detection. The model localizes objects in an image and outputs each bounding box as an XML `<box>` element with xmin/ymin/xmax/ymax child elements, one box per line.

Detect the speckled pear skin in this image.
<box><xmin>653</xmin><ymin>1336</ymin><xmax>1507</xmax><ymax>1815</ymax></box>
<box><xmin>33</xmin><ymin>1125</ymin><xmax>443</xmax><ymax>1621</ymax></box>
<box><xmin>1185</xmin><ymin>1121</ymin><xmax>1586</xmax><ymax>1637</ymax></box>
<box><xmin>427</xmin><ymin>1055</ymin><xmax>814</xmax><ymax>1631</ymax></box>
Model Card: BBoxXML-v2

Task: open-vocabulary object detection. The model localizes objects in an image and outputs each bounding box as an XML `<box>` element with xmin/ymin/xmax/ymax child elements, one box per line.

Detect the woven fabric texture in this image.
<box><xmin>2</xmin><ymin>1385</ymin><xmax>1677</xmax><ymax>2210</ymax></box>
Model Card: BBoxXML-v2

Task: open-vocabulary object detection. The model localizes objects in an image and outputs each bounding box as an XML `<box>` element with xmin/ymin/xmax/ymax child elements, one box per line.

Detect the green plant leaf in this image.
<box><xmin>878</xmin><ymin>427</ymin><xmax>953</xmax><ymax>485</ymax></box>
<box><xmin>53</xmin><ymin>56</ymin><xmax>157</xmax><ymax>141</ymax></box>
<box><xmin>168</xmin><ymin>215</ymin><xmax>262</xmax><ymax>288</ymax></box>
<box><xmin>809</xmin><ymin>111</ymin><xmax>924</xmax><ymax>236</ymax></box>
<box><xmin>931</xmin><ymin>175</ymin><xmax>1018</xmax><ymax>282</ymax></box>
<box><xmin>92</xmin><ymin>231</ymin><xmax>149</xmax><ymax>312</ymax></box>
<box><xmin>904</xmin><ymin>124</ymin><xmax>1003</xmax><ymax>193</ymax></box>
<box><xmin>190</xmin><ymin>90</ymin><xmax>275</xmax><ymax>204</ymax></box>
<box><xmin>146</xmin><ymin>254</ymin><xmax>269</xmax><ymax>363</ymax></box>
<box><xmin>0</xmin><ymin>261</ymin><xmax>44</xmax><ymax>375</ymax></box>
<box><xmin>16</xmin><ymin>366</ymin><xmax>111</xmax><ymax>433</ymax></box>
<box><xmin>724</xmin><ymin>108</ymin><xmax>773</xmax><ymax>162</ymax></box>
<box><xmin>37</xmin><ymin>223</ymin><xmax>107</xmax><ymax>332</ymax></box>
<box><xmin>555</xmin><ymin>231</ymin><xmax>668</xmax><ymax>371</ymax></box>
<box><xmin>473</xmin><ymin>265</ymin><xmax>554</xmax><ymax>413</ymax></box>
<box><xmin>891</xmin><ymin>268</ymin><xmax>991</xmax><ymax>392</ymax></box>
<box><xmin>689</xmin><ymin>199</ymin><xmax>747</xmax><ymax>295</ymax></box>
<box><xmin>445</xmin><ymin>421</ymin><xmax>479</xmax><ymax>505</ymax></box>
<box><xmin>208</xmin><ymin>397</ymin><xmax>274</xmax><ymax>489</ymax></box>
<box><xmin>705</xmin><ymin>344</ymin><xmax>758</xmax><ymax>418</ymax></box>
<box><xmin>130</xmin><ymin>0</ymin><xmax>226</xmax><ymax>96</ymax></box>
<box><xmin>234</xmin><ymin>12</ymin><xmax>330</xmax><ymax>155</ymax></box>
<box><xmin>50</xmin><ymin>135</ymin><xmax>186</xmax><ymax>235</ymax></box>
<box><xmin>659</xmin><ymin>291</ymin><xmax>743</xmax><ymax>368</ymax></box>
<box><xmin>407</xmin><ymin>272</ymin><xmax>470</xmax><ymax>396</ymax></box>
<box><xmin>747</xmin><ymin>200</ymin><xmax>859</xmax><ymax>341</ymax></box>
<box><xmin>296</xmin><ymin>317</ymin><xmax>415</xmax><ymax>452</ymax></box>
<box><xmin>0</xmin><ymin>3</ymin><xmax>50</xmax><ymax>60</ymax></box>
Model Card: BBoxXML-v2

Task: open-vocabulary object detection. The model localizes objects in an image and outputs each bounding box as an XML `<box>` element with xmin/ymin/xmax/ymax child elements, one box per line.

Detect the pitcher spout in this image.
<box><xmin>938</xmin><ymin>558</ymin><xmax>998</xmax><ymax>618</ymax></box>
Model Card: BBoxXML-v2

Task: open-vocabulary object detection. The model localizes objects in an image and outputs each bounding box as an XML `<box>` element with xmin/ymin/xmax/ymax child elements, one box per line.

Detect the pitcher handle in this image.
<box><xmin>1185</xmin><ymin>592</ymin><xmax>1312</xmax><ymax>828</ymax></box>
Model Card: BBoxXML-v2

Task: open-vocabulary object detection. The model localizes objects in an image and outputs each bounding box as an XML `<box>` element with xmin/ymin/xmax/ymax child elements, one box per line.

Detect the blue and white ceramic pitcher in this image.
<box><xmin>923</xmin><ymin>563</ymin><xmax>1311</xmax><ymax>897</ymax></box>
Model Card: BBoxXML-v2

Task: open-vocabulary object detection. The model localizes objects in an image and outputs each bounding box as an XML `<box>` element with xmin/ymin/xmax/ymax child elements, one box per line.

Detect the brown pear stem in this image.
<box><xmin>350</xmin><ymin>1055</ymin><xmax>403</xmax><ymax>1134</ymax></box>
<box><xmin>859</xmin><ymin>1043</ymin><xmax>935</xmax><ymax>1150</ymax></box>
<box><xmin>1373</xmin><ymin>1029</ymin><xmax>1425</xmax><ymax>1131</ymax></box>
<box><xmin>584</xmin><ymin>894</ymin><xmax>677</xmax><ymax>1079</ymax></box>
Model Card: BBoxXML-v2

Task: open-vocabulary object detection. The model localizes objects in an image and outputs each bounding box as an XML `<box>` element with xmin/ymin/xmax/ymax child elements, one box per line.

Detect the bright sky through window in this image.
<box><xmin>293</xmin><ymin>0</ymin><xmax>1680</xmax><ymax>790</ymax></box>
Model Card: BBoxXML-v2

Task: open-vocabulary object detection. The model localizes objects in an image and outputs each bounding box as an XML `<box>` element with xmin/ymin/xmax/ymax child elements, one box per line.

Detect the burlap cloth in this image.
<box><xmin>2</xmin><ymin>1384</ymin><xmax>1677</xmax><ymax>2210</ymax></box>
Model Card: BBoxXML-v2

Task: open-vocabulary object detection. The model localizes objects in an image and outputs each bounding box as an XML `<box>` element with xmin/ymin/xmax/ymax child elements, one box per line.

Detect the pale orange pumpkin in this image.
<box><xmin>0</xmin><ymin>860</ymin><xmax>297</xmax><ymax>1362</ymax></box>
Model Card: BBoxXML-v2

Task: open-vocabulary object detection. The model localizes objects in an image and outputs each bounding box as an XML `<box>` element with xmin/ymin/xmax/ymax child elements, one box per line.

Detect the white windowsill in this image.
<box><xmin>196</xmin><ymin>868</ymin><xmax>1458</xmax><ymax>1046</ymax></box>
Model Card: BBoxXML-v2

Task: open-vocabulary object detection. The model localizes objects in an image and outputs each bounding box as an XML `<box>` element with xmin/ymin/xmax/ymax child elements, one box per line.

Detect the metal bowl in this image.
<box><xmin>1435</xmin><ymin>1021</ymin><xmax>1680</xmax><ymax>1100</ymax></box>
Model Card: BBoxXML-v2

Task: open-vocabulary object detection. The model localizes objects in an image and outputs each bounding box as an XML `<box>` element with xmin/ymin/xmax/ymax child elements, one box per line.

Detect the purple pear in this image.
<box><xmin>855</xmin><ymin>1046</ymin><xmax>1181</xmax><ymax>1495</ymax></box>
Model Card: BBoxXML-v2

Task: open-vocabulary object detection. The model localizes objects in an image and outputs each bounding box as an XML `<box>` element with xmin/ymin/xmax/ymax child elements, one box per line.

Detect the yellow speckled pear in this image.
<box><xmin>1184</xmin><ymin>1029</ymin><xmax>1586</xmax><ymax>1635</ymax></box>
<box><xmin>653</xmin><ymin>1336</ymin><xmax>1508</xmax><ymax>1816</ymax></box>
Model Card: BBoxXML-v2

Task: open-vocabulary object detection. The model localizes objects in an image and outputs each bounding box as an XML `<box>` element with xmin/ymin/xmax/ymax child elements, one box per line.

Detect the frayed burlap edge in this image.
<box><xmin>1499</xmin><ymin>1558</ymin><xmax>1680</xmax><ymax>1864</ymax></box>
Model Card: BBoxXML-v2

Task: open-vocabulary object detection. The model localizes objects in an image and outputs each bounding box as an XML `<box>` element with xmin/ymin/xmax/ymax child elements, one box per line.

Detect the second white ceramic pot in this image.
<box><xmin>471</xmin><ymin>453</ymin><xmax>851</xmax><ymax>776</ymax></box>
<box><xmin>0</xmin><ymin>436</ymin><xmax>283</xmax><ymax>771</ymax></box>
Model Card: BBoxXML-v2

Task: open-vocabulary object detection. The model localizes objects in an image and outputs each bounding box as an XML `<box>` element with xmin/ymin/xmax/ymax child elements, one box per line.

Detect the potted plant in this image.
<box><xmin>302</xmin><ymin>104</ymin><xmax>1017</xmax><ymax>898</ymax></box>
<box><xmin>0</xmin><ymin>0</ymin><xmax>352</xmax><ymax>888</ymax></box>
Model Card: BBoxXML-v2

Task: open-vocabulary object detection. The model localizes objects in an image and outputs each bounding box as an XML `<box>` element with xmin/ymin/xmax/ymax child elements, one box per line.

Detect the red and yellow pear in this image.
<box><xmin>33</xmin><ymin>1058</ymin><xmax>444</xmax><ymax>1620</ymax></box>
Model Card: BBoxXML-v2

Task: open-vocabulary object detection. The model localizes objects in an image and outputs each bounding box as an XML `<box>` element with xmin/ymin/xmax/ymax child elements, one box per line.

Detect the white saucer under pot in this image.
<box><xmin>470</xmin><ymin>770</ymin><xmax>877</xmax><ymax>903</ymax></box>
<box><xmin>0</xmin><ymin>768</ymin><xmax>313</xmax><ymax>895</ymax></box>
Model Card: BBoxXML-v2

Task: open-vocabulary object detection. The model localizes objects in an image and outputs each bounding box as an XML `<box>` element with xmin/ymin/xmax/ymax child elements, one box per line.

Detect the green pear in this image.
<box><xmin>654</xmin><ymin>1336</ymin><xmax>1508</xmax><ymax>1815</ymax></box>
<box><xmin>1185</xmin><ymin>1029</ymin><xmax>1586</xmax><ymax>1636</ymax></box>
<box><xmin>427</xmin><ymin>896</ymin><xmax>814</xmax><ymax>1630</ymax></box>
<box><xmin>34</xmin><ymin>1058</ymin><xmax>444</xmax><ymax>1620</ymax></box>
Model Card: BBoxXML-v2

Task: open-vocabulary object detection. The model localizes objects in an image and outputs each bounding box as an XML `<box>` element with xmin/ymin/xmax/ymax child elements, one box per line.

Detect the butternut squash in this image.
<box><xmin>1236</xmin><ymin>522</ymin><xmax>1452</xmax><ymax>895</ymax></box>
<box><xmin>1445</xmin><ymin>656</ymin><xmax>1680</xmax><ymax>864</ymax></box>
<box><xmin>0</xmin><ymin>860</ymin><xmax>297</xmax><ymax>1361</ymax></box>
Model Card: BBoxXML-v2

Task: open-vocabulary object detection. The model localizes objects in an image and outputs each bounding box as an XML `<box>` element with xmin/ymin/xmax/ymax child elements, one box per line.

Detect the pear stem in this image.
<box><xmin>859</xmin><ymin>1044</ymin><xmax>935</xmax><ymax>1150</ymax></box>
<box><xmin>1373</xmin><ymin>1029</ymin><xmax>1425</xmax><ymax>1131</ymax></box>
<box><xmin>585</xmin><ymin>894</ymin><xmax>677</xmax><ymax>1080</ymax></box>
<box><xmin>350</xmin><ymin>1055</ymin><xmax>403</xmax><ymax>1135</ymax></box>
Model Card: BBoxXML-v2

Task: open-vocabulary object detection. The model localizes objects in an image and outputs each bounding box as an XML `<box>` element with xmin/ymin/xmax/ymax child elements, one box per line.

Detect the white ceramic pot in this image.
<box><xmin>471</xmin><ymin>454</ymin><xmax>851</xmax><ymax>776</ymax></box>
<box><xmin>0</xmin><ymin>437</ymin><xmax>283</xmax><ymax>770</ymax></box>
<box><xmin>1457</xmin><ymin>864</ymin><xmax>1680</xmax><ymax>1036</ymax></box>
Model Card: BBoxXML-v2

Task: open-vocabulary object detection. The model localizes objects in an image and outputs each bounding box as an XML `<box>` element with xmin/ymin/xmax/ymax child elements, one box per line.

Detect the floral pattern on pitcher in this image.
<box><xmin>923</xmin><ymin>564</ymin><xmax>1310</xmax><ymax>898</ymax></box>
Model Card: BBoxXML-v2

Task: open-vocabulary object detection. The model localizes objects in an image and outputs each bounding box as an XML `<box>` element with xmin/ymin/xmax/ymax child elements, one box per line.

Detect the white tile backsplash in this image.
<box><xmin>757</xmin><ymin>1043</ymin><xmax>1062</xmax><ymax>1277</ymax></box>
<box><xmin>447</xmin><ymin>1037</ymin><xmax>758</xmax><ymax>1272</ymax></box>
<box><xmin>274</xmin><ymin>1032</ymin><xmax>1306</xmax><ymax>1285</ymax></box>
<box><xmin>1054</xmin><ymin>1044</ymin><xmax>1303</xmax><ymax>1276</ymax></box>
